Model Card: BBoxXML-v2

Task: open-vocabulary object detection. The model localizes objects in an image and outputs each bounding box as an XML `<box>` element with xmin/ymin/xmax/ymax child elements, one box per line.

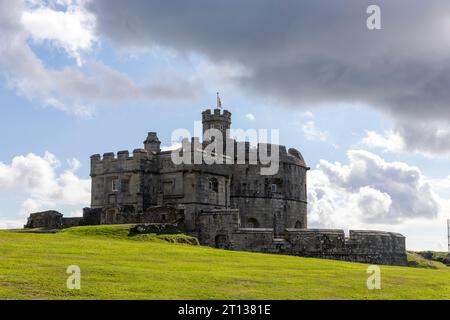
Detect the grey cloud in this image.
<box><xmin>396</xmin><ymin>122</ymin><xmax>450</xmax><ymax>156</ymax></box>
<box><xmin>87</xmin><ymin>0</ymin><xmax>450</xmax><ymax>152</ymax></box>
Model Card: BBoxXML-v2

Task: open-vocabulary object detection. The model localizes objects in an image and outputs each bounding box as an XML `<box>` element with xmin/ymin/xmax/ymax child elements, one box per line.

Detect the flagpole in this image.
<box><xmin>216</xmin><ymin>92</ymin><xmax>222</xmax><ymax>110</ymax></box>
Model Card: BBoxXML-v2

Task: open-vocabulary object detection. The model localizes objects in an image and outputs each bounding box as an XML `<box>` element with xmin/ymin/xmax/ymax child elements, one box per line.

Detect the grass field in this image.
<box><xmin>0</xmin><ymin>225</ymin><xmax>449</xmax><ymax>300</ymax></box>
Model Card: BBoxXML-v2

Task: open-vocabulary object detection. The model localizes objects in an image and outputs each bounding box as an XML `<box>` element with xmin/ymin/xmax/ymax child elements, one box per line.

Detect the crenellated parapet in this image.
<box><xmin>90</xmin><ymin>149</ymin><xmax>158</xmax><ymax>176</ymax></box>
<box><xmin>202</xmin><ymin>108</ymin><xmax>232</xmax><ymax>140</ymax></box>
<box><xmin>174</xmin><ymin>138</ymin><xmax>308</xmax><ymax>169</ymax></box>
<box><xmin>202</xmin><ymin>108</ymin><xmax>232</xmax><ymax>122</ymax></box>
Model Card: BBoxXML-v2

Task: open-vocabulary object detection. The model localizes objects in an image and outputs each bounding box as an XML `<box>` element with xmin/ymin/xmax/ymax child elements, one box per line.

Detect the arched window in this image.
<box><xmin>209</xmin><ymin>178</ymin><xmax>219</xmax><ymax>192</ymax></box>
<box><xmin>295</xmin><ymin>220</ymin><xmax>303</xmax><ymax>229</ymax></box>
<box><xmin>246</xmin><ymin>218</ymin><xmax>260</xmax><ymax>228</ymax></box>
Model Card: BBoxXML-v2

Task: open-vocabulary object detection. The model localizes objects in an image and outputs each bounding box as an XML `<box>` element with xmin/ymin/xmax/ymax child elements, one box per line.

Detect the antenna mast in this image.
<box><xmin>448</xmin><ymin>219</ymin><xmax>450</xmax><ymax>253</ymax></box>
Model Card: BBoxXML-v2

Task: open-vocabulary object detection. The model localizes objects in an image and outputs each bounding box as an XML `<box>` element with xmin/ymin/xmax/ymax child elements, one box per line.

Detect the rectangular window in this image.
<box><xmin>163</xmin><ymin>181</ymin><xmax>174</xmax><ymax>194</ymax></box>
<box><xmin>121</xmin><ymin>179</ymin><xmax>130</xmax><ymax>193</ymax></box>
<box><xmin>271</xmin><ymin>184</ymin><xmax>277</xmax><ymax>193</ymax></box>
<box><xmin>112</xmin><ymin>179</ymin><xmax>120</xmax><ymax>192</ymax></box>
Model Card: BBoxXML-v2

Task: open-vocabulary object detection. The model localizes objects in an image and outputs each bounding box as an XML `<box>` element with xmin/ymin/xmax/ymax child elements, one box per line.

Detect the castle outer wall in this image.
<box><xmin>198</xmin><ymin>209</ymin><xmax>407</xmax><ymax>266</ymax></box>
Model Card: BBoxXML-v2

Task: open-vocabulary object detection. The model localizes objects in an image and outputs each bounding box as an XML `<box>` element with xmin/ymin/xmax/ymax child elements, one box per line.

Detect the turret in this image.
<box><xmin>202</xmin><ymin>93</ymin><xmax>232</xmax><ymax>142</ymax></box>
<box><xmin>144</xmin><ymin>132</ymin><xmax>161</xmax><ymax>154</ymax></box>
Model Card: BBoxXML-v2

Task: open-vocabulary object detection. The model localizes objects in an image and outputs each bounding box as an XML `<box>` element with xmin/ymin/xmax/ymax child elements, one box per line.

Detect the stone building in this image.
<box><xmin>87</xmin><ymin>107</ymin><xmax>308</xmax><ymax>235</ymax></box>
<box><xmin>25</xmin><ymin>105</ymin><xmax>407</xmax><ymax>266</ymax></box>
<box><xmin>25</xmin><ymin>211</ymin><xmax>63</xmax><ymax>229</ymax></box>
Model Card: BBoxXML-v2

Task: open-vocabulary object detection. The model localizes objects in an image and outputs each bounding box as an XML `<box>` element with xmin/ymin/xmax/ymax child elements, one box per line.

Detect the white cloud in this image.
<box><xmin>302</xmin><ymin>121</ymin><xmax>328</xmax><ymax>142</ymax></box>
<box><xmin>308</xmin><ymin>149</ymin><xmax>448</xmax><ymax>250</ymax></box>
<box><xmin>309</xmin><ymin>149</ymin><xmax>439</xmax><ymax>225</ymax></box>
<box><xmin>362</xmin><ymin>130</ymin><xmax>405</xmax><ymax>153</ymax></box>
<box><xmin>21</xmin><ymin>3</ymin><xmax>96</xmax><ymax>66</ymax></box>
<box><xmin>357</xmin><ymin>186</ymin><xmax>392</xmax><ymax>222</ymax></box>
<box><xmin>245</xmin><ymin>113</ymin><xmax>255</xmax><ymax>121</ymax></box>
<box><xmin>0</xmin><ymin>152</ymin><xmax>90</xmax><ymax>215</ymax></box>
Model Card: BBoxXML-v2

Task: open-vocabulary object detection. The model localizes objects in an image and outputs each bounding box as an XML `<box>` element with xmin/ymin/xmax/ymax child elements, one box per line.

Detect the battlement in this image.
<box><xmin>90</xmin><ymin>149</ymin><xmax>150</xmax><ymax>162</ymax></box>
<box><xmin>174</xmin><ymin>138</ymin><xmax>308</xmax><ymax>168</ymax></box>
<box><xmin>90</xmin><ymin>149</ymin><xmax>156</xmax><ymax>176</ymax></box>
<box><xmin>202</xmin><ymin>109</ymin><xmax>232</xmax><ymax>122</ymax></box>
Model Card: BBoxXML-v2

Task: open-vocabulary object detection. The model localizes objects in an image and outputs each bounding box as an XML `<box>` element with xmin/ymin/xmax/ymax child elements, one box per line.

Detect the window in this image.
<box><xmin>121</xmin><ymin>179</ymin><xmax>130</xmax><ymax>193</ymax></box>
<box><xmin>271</xmin><ymin>184</ymin><xmax>277</xmax><ymax>193</ymax></box>
<box><xmin>209</xmin><ymin>178</ymin><xmax>219</xmax><ymax>192</ymax></box>
<box><xmin>246</xmin><ymin>218</ymin><xmax>259</xmax><ymax>228</ymax></box>
<box><xmin>163</xmin><ymin>181</ymin><xmax>174</xmax><ymax>194</ymax></box>
<box><xmin>112</xmin><ymin>179</ymin><xmax>120</xmax><ymax>192</ymax></box>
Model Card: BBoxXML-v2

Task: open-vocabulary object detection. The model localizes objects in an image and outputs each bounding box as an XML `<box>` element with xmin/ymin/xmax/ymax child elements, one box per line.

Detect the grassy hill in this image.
<box><xmin>0</xmin><ymin>225</ymin><xmax>449</xmax><ymax>300</ymax></box>
<box><xmin>407</xmin><ymin>252</ymin><xmax>449</xmax><ymax>270</ymax></box>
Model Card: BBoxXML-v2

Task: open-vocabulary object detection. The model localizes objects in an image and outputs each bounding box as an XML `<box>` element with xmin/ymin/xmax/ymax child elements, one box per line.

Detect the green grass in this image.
<box><xmin>407</xmin><ymin>252</ymin><xmax>450</xmax><ymax>270</ymax></box>
<box><xmin>414</xmin><ymin>251</ymin><xmax>450</xmax><ymax>265</ymax></box>
<box><xmin>0</xmin><ymin>225</ymin><xmax>449</xmax><ymax>300</ymax></box>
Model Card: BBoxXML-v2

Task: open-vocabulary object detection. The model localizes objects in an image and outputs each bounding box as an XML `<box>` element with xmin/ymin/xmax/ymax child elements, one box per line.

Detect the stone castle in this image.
<box><xmin>25</xmin><ymin>105</ymin><xmax>407</xmax><ymax>266</ymax></box>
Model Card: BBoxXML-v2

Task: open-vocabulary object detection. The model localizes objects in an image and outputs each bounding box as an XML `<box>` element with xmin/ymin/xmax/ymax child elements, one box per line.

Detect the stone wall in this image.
<box><xmin>198</xmin><ymin>209</ymin><xmax>240</xmax><ymax>247</ymax></box>
<box><xmin>90</xmin><ymin>149</ymin><xmax>159</xmax><ymax>213</ymax></box>
<box><xmin>62</xmin><ymin>217</ymin><xmax>83</xmax><ymax>228</ymax></box>
<box><xmin>198</xmin><ymin>211</ymin><xmax>407</xmax><ymax>266</ymax></box>
<box><xmin>81</xmin><ymin>207</ymin><xmax>102</xmax><ymax>225</ymax></box>
<box><xmin>24</xmin><ymin>211</ymin><xmax>63</xmax><ymax>229</ymax></box>
<box><xmin>229</xmin><ymin>144</ymin><xmax>308</xmax><ymax>234</ymax></box>
<box><xmin>285</xmin><ymin>229</ymin><xmax>407</xmax><ymax>266</ymax></box>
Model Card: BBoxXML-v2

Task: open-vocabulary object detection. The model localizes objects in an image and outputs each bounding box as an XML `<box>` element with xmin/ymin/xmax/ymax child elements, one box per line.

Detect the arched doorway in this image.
<box><xmin>215</xmin><ymin>234</ymin><xmax>229</xmax><ymax>249</ymax></box>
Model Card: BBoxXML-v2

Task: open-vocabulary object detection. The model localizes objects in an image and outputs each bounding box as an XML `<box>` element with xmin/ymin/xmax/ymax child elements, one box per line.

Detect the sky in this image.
<box><xmin>0</xmin><ymin>0</ymin><xmax>449</xmax><ymax>251</ymax></box>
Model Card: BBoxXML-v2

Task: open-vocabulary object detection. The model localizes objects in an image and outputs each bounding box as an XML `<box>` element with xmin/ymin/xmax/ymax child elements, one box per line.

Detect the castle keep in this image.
<box><xmin>25</xmin><ymin>106</ymin><xmax>407</xmax><ymax>266</ymax></box>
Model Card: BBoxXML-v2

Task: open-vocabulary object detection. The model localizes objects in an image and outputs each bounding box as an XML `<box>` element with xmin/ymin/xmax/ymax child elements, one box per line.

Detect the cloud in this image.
<box><xmin>0</xmin><ymin>152</ymin><xmax>90</xmax><ymax>215</ymax></box>
<box><xmin>362</xmin><ymin>130</ymin><xmax>405</xmax><ymax>153</ymax></box>
<box><xmin>85</xmin><ymin>0</ymin><xmax>450</xmax><ymax>154</ymax></box>
<box><xmin>303</xmin><ymin>111</ymin><xmax>314</xmax><ymax>118</ymax></box>
<box><xmin>362</xmin><ymin>122</ymin><xmax>450</xmax><ymax>157</ymax></box>
<box><xmin>0</xmin><ymin>0</ymin><xmax>205</xmax><ymax>117</ymax></box>
<box><xmin>245</xmin><ymin>113</ymin><xmax>255</xmax><ymax>121</ymax></box>
<box><xmin>308</xmin><ymin>150</ymin><xmax>439</xmax><ymax>226</ymax></box>
<box><xmin>21</xmin><ymin>1</ymin><xmax>96</xmax><ymax>66</ymax></box>
<box><xmin>302</xmin><ymin>121</ymin><xmax>328</xmax><ymax>142</ymax></box>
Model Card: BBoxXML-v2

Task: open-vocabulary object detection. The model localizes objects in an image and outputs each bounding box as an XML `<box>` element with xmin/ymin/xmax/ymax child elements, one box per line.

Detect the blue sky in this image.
<box><xmin>0</xmin><ymin>0</ymin><xmax>449</xmax><ymax>250</ymax></box>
